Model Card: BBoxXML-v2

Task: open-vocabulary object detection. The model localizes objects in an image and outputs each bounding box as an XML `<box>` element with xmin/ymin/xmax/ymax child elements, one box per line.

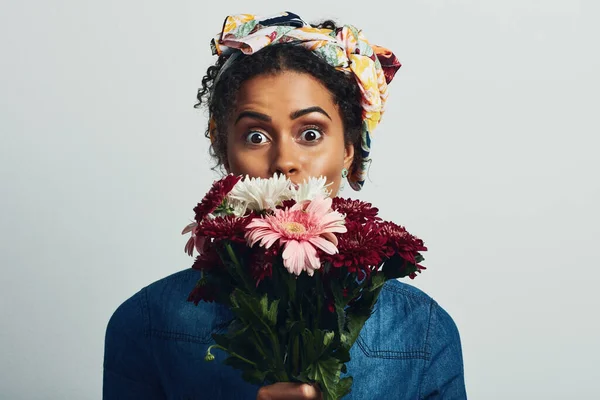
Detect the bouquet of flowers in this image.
<box><xmin>182</xmin><ymin>174</ymin><xmax>427</xmax><ymax>400</ymax></box>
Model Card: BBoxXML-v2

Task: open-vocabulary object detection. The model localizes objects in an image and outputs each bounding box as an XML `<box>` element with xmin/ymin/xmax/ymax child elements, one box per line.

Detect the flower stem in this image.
<box><xmin>224</xmin><ymin>243</ymin><xmax>254</xmax><ymax>293</ymax></box>
<box><xmin>205</xmin><ymin>344</ymin><xmax>258</xmax><ymax>368</ymax></box>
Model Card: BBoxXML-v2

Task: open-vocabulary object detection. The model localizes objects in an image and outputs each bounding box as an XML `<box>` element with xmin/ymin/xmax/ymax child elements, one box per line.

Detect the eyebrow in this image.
<box><xmin>234</xmin><ymin>106</ymin><xmax>331</xmax><ymax>125</ymax></box>
<box><xmin>290</xmin><ymin>106</ymin><xmax>331</xmax><ymax>121</ymax></box>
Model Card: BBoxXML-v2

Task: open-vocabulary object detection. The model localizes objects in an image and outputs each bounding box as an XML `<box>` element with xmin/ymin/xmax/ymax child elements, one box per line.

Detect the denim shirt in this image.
<box><xmin>103</xmin><ymin>269</ymin><xmax>466</xmax><ymax>399</ymax></box>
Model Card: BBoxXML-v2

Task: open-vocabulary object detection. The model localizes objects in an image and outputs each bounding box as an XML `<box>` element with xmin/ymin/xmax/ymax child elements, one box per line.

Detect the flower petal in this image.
<box><xmin>309</xmin><ymin>236</ymin><xmax>338</xmax><ymax>254</ymax></box>
<box><xmin>262</xmin><ymin>232</ymin><xmax>282</xmax><ymax>248</ymax></box>
<box><xmin>306</xmin><ymin>196</ymin><xmax>332</xmax><ymax>216</ymax></box>
<box><xmin>319</xmin><ymin>211</ymin><xmax>346</xmax><ymax>227</ymax></box>
<box><xmin>182</xmin><ymin>222</ymin><xmax>197</xmax><ymax>235</ymax></box>
<box><xmin>246</xmin><ymin>218</ymin><xmax>270</xmax><ymax>229</ymax></box>
<box><xmin>321</xmin><ymin>231</ymin><xmax>338</xmax><ymax>246</ymax></box>
<box><xmin>194</xmin><ymin>236</ymin><xmax>206</xmax><ymax>255</ymax></box>
<box><xmin>282</xmin><ymin>240</ymin><xmax>301</xmax><ymax>275</ymax></box>
<box><xmin>184</xmin><ymin>237</ymin><xmax>195</xmax><ymax>256</ymax></box>
<box><xmin>303</xmin><ymin>242</ymin><xmax>321</xmax><ymax>273</ymax></box>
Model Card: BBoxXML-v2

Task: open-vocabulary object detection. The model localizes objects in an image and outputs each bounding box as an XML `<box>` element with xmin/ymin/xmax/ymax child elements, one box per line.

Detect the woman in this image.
<box><xmin>103</xmin><ymin>11</ymin><xmax>466</xmax><ymax>399</ymax></box>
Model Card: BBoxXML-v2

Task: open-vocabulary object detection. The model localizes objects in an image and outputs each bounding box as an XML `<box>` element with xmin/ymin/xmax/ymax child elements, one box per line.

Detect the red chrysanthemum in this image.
<box><xmin>191</xmin><ymin>246</ymin><xmax>222</xmax><ymax>272</ymax></box>
<box><xmin>331</xmin><ymin>197</ymin><xmax>381</xmax><ymax>223</ymax></box>
<box><xmin>193</xmin><ymin>174</ymin><xmax>241</xmax><ymax>222</ymax></box>
<box><xmin>379</xmin><ymin>221</ymin><xmax>427</xmax><ymax>263</ymax></box>
<box><xmin>248</xmin><ymin>246</ymin><xmax>278</xmax><ymax>285</ymax></box>
<box><xmin>326</xmin><ymin>298</ymin><xmax>335</xmax><ymax>313</ymax></box>
<box><xmin>187</xmin><ymin>279</ymin><xmax>216</xmax><ymax>304</ymax></box>
<box><xmin>408</xmin><ymin>264</ymin><xmax>427</xmax><ymax>280</ymax></box>
<box><xmin>276</xmin><ymin>198</ymin><xmax>297</xmax><ymax>210</ymax></box>
<box><xmin>197</xmin><ymin>214</ymin><xmax>253</xmax><ymax>244</ymax></box>
<box><xmin>321</xmin><ymin>220</ymin><xmax>387</xmax><ymax>280</ymax></box>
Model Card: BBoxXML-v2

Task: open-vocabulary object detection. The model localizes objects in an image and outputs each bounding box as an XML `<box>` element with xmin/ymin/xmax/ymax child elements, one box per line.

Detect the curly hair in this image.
<box><xmin>194</xmin><ymin>20</ymin><xmax>364</xmax><ymax>174</ymax></box>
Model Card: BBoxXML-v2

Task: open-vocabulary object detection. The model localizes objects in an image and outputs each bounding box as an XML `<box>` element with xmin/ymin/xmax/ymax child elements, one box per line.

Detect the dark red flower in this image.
<box><xmin>248</xmin><ymin>246</ymin><xmax>278</xmax><ymax>285</ymax></box>
<box><xmin>331</xmin><ymin>197</ymin><xmax>381</xmax><ymax>223</ymax></box>
<box><xmin>191</xmin><ymin>246</ymin><xmax>222</xmax><ymax>272</ymax></box>
<box><xmin>326</xmin><ymin>298</ymin><xmax>335</xmax><ymax>313</ymax></box>
<box><xmin>276</xmin><ymin>198</ymin><xmax>297</xmax><ymax>210</ymax></box>
<box><xmin>197</xmin><ymin>214</ymin><xmax>253</xmax><ymax>244</ymax></box>
<box><xmin>379</xmin><ymin>221</ymin><xmax>427</xmax><ymax>263</ymax></box>
<box><xmin>409</xmin><ymin>264</ymin><xmax>427</xmax><ymax>280</ymax></box>
<box><xmin>321</xmin><ymin>221</ymin><xmax>387</xmax><ymax>280</ymax></box>
<box><xmin>193</xmin><ymin>174</ymin><xmax>241</xmax><ymax>222</ymax></box>
<box><xmin>187</xmin><ymin>279</ymin><xmax>216</xmax><ymax>304</ymax></box>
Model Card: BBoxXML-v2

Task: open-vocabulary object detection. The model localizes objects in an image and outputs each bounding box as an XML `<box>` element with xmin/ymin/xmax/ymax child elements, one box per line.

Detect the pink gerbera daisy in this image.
<box><xmin>245</xmin><ymin>196</ymin><xmax>347</xmax><ymax>276</ymax></box>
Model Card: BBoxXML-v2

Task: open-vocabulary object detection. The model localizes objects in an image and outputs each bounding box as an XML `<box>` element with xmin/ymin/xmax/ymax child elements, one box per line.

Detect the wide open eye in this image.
<box><xmin>245</xmin><ymin>131</ymin><xmax>269</xmax><ymax>144</ymax></box>
<box><xmin>299</xmin><ymin>127</ymin><xmax>323</xmax><ymax>142</ymax></box>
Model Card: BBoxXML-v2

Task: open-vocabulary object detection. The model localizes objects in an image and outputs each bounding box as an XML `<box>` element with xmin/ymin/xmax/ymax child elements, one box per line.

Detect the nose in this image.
<box><xmin>270</xmin><ymin>138</ymin><xmax>299</xmax><ymax>178</ymax></box>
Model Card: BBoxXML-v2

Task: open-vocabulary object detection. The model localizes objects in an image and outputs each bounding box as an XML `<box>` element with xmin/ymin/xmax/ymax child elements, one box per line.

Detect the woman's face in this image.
<box><xmin>224</xmin><ymin>71</ymin><xmax>354</xmax><ymax>196</ymax></box>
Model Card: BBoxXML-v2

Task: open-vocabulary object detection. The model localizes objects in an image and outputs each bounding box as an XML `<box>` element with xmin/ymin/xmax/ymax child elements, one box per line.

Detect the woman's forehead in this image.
<box><xmin>233</xmin><ymin>71</ymin><xmax>340</xmax><ymax>119</ymax></box>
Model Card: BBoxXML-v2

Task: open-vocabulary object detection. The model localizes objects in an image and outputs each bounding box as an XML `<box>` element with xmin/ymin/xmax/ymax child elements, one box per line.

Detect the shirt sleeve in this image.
<box><xmin>418</xmin><ymin>301</ymin><xmax>467</xmax><ymax>399</ymax></box>
<box><xmin>103</xmin><ymin>289</ymin><xmax>166</xmax><ymax>400</ymax></box>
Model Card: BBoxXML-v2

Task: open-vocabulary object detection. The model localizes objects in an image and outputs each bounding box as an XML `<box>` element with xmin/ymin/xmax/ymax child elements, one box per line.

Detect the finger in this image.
<box><xmin>257</xmin><ymin>382</ymin><xmax>321</xmax><ymax>400</ymax></box>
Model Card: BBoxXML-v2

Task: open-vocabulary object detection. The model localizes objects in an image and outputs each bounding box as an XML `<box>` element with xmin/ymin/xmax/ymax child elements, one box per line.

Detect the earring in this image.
<box><xmin>338</xmin><ymin>168</ymin><xmax>348</xmax><ymax>193</ymax></box>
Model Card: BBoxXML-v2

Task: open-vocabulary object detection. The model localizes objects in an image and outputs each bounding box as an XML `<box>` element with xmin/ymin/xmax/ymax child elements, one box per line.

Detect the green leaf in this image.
<box><xmin>225</xmin><ymin>289</ymin><xmax>286</xmax><ymax>376</ymax></box>
<box><xmin>293</xmin><ymin>372</ymin><xmax>311</xmax><ymax>385</ymax></box>
<box><xmin>323</xmin><ymin>331</ymin><xmax>335</xmax><ymax>348</ymax></box>
<box><xmin>247</xmin><ymin>333</ymin><xmax>270</xmax><ymax>360</ymax></box>
<box><xmin>301</xmin><ymin>329</ymin><xmax>335</xmax><ymax>365</ymax></box>
<box><xmin>259</xmin><ymin>293</ymin><xmax>279</xmax><ymax>326</ymax></box>
<box><xmin>331</xmin><ymin>377</ymin><xmax>353</xmax><ymax>399</ymax></box>
<box><xmin>334</xmin><ymin>347</ymin><xmax>351</xmax><ymax>364</ymax></box>
<box><xmin>214</xmin><ymin>328</ymin><xmax>269</xmax><ymax>369</ymax></box>
<box><xmin>212</xmin><ymin>333</ymin><xmax>230</xmax><ymax>349</ymax></box>
<box><xmin>230</xmin><ymin>290</ymin><xmax>279</xmax><ymax>329</ymax></box>
<box><xmin>415</xmin><ymin>252</ymin><xmax>425</xmax><ymax>264</ymax></box>
<box><xmin>291</xmin><ymin>334</ymin><xmax>300</xmax><ymax>377</ymax></box>
<box><xmin>224</xmin><ymin>319</ymin><xmax>250</xmax><ymax>340</ymax></box>
<box><xmin>213</xmin><ymin>200</ymin><xmax>236</xmax><ymax>216</ymax></box>
<box><xmin>223</xmin><ymin>356</ymin><xmax>267</xmax><ymax>384</ymax></box>
<box><xmin>369</xmin><ymin>273</ymin><xmax>386</xmax><ymax>291</ymax></box>
<box><xmin>343</xmin><ymin>311</ymin><xmax>368</xmax><ymax>350</ymax></box>
<box><xmin>285</xmin><ymin>319</ymin><xmax>307</xmax><ymax>375</ymax></box>
<box><xmin>306</xmin><ymin>357</ymin><xmax>344</xmax><ymax>400</ymax></box>
<box><xmin>340</xmin><ymin>332</ymin><xmax>351</xmax><ymax>351</ymax></box>
<box><xmin>241</xmin><ymin>367</ymin><xmax>268</xmax><ymax>385</ymax></box>
<box><xmin>301</xmin><ymin>329</ymin><xmax>318</xmax><ymax>362</ymax></box>
<box><xmin>342</xmin><ymin>274</ymin><xmax>387</xmax><ymax>350</ymax></box>
<box><xmin>330</xmin><ymin>279</ymin><xmax>346</xmax><ymax>340</ymax></box>
<box><xmin>382</xmin><ymin>254</ymin><xmax>420</xmax><ymax>279</ymax></box>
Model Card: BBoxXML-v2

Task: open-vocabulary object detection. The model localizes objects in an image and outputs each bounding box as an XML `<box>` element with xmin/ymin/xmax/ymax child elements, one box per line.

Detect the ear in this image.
<box><xmin>343</xmin><ymin>141</ymin><xmax>355</xmax><ymax>171</ymax></box>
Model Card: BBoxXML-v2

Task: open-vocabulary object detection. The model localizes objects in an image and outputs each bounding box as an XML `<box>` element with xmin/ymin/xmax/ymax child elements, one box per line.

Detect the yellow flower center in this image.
<box><xmin>282</xmin><ymin>222</ymin><xmax>306</xmax><ymax>234</ymax></box>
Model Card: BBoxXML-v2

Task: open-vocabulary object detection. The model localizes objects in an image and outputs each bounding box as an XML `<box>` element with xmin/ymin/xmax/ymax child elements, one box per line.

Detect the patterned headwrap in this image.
<box><xmin>208</xmin><ymin>11</ymin><xmax>401</xmax><ymax>191</ymax></box>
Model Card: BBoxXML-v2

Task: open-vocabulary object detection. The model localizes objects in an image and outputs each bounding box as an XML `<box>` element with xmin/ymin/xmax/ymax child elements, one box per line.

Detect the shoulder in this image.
<box><xmin>357</xmin><ymin>279</ymin><xmax>461</xmax><ymax>357</ymax></box>
<box><xmin>381</xmin><ymin>279</ymin><xmax>459</xmax><ymax>333</ymax></box>
<box><xmin>107</xmin><ymin>269</ymin><xmax>230</xmax><ymax>344</ymax></box>
<box><xmin>380</xmin><ymin>281</ymin><xmax>468</xmax><ymax>397</ymax></box>
<box><xmin>377</xmin><ymin>278</ymin><xmax>438</xmax><ymax>327</ymax></box>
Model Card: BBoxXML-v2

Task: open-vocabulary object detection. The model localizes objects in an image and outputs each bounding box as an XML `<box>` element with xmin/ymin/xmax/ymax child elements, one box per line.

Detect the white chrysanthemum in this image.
<box><xmin>291</xmin><ymin>176</ymin><xmax>332</xmax><ymax>203</ymax></box>
<box><xmin>227</xmin><ymin>174</ymin><xmax>292</xmax><ymax>214</ymax></box>
<box><xmin>227</xmin><ymin>200</ymin><xmax>249</xmax><ymax>217</ymax></box>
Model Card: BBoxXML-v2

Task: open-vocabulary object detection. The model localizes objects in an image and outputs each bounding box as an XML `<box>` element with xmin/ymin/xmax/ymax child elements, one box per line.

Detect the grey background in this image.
<box><xmin>1</xmin><ymin>1</ymin><xmax>599</xmax><ymax>399</ymax></box>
